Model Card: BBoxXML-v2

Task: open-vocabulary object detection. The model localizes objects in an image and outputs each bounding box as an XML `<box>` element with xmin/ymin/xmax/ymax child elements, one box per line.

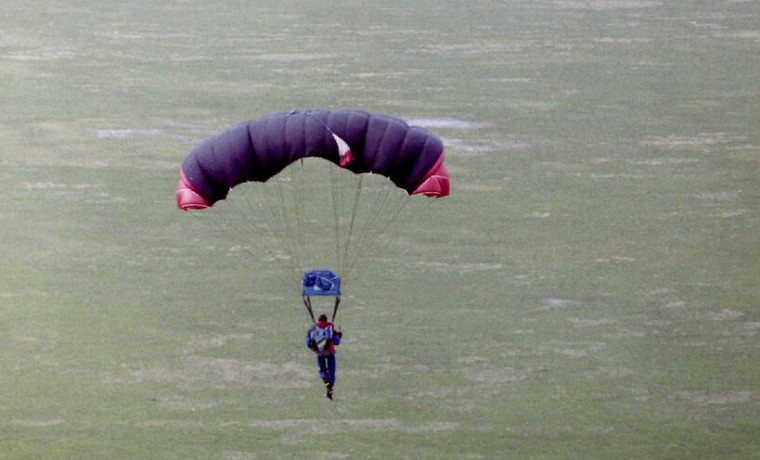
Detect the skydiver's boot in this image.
<box><xmin>326</xmin><ymin>383</ymin><xmax>334</xmax><ymax>400</ymax></box>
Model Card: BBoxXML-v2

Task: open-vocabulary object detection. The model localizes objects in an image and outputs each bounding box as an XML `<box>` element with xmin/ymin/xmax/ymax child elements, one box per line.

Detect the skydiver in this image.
<box><xmin>306</xmin><ymin>313</ymin><xmax>342</xmax><ymax>400</ymax></box>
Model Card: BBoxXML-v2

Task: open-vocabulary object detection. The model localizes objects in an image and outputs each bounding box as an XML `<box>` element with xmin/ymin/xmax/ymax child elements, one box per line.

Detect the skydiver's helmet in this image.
<box><xmin>318</xmin><ymin>314</ymin><xmax>328</xmax><ymax>323</ymax></box>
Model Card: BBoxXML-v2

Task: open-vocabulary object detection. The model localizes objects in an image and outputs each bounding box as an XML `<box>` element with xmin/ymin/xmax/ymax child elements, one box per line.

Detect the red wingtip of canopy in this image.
<box><xmin>339</xmin><ymin>149</ymin><xmax>354</xmax><ymax>167</ymax></box>
<box><xmin>176</xmin><ymin>169</ymin><xmax>210</xmax><ymax>210</ymax></box>
<box><xmin>412</xmin><ymin>152</ymin><xmax>450</xmax><ymax>198</ymax></box>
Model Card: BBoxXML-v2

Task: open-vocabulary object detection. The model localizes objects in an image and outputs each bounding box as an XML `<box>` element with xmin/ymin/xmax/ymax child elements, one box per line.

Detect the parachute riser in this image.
<box><xmin>302</xmin><ymin>294</ymin><xmax>341</xmax><ymax>323</ymax></box>
<box><xmin>331</xmin><ymin>296</ymin><xmax>341</xmax><ymax>323</ymax></box>
<box><xmin>302</xmin><ymin>295</ymin><xmax>316</xmax><ymax>322</ymax></box>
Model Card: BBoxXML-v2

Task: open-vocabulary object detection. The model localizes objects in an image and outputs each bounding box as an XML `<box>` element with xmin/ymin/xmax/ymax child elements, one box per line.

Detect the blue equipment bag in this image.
<box><xmin>302</xmin><ymin>270</ymin><xmax>341</xmax><ymax>296</ymax></box>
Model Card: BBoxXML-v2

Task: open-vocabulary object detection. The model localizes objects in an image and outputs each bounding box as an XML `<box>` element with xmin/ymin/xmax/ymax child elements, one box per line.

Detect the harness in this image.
<box><xmin>310</xmin><ymin>324</ymin><xmax>334</xmax><ymax>356</ymax></box>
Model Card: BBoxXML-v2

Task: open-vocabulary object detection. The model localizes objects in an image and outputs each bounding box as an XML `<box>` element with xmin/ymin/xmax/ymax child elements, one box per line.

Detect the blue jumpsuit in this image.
<box><xmin>306</xmin><ymin>321</ymin><xmax>341</xmax><ymax>389</ymax></box>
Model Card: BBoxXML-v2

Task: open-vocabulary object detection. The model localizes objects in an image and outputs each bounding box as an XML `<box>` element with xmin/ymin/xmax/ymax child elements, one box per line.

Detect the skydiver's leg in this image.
<box><xmin>326</xmin><ymin>353</ymin><xmax>336</xmax><ymax>387</ymax></box>
<box><xmin>317</xmin><ymin>356</ymin><xmax>329</xmax><ymax>384</ymax></box>
<box><xmin>325</xmin><ymin>354</ymin><xmax>336</xmax><ymax>400</ymax></box>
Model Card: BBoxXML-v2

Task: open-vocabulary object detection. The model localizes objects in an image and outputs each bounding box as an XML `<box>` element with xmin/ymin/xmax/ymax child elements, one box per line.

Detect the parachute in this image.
<box><xmin>177</xmin><ymin>109</ymin><xmax>449</xmax><ymax>209</ymax></box>
<box><xmin>176</xmin><ymin>109</ymin><xmax>450</xmax><ymax>319</ymax></box>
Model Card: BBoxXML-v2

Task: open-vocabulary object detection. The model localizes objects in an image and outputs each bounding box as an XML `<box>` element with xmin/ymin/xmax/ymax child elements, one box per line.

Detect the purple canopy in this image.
<box><xmin>176</xmin><ymin>109</ymin><xmax>449</xmax><ymax>210</ymax></box>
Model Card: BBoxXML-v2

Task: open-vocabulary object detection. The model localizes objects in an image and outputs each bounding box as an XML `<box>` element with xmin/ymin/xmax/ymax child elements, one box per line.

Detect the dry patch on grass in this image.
<box><xmin>7</xmin><ymin>419</ymin><xmax>66</xmax><ymax>427</ymax></box>
<box><xmin>416</xmin><ymin>261</ymin><xmax>504</xmax><ymax>274</ymax></box>
<box><xmin>247</xmin><ymin>418</ymin><xmax>458</xmax><ymax>434</ymax></box>
<box><xmin>441</xmin><ymin>137</ymin><xmax>527</xmax><ymax>157</ymax></box>
<box><xmin>714</xmin><ymin>30</ymin><xmax>760</xmax><ymax>41</ymax></box>
<box><xmin>741</xmin><ymin>322</ymin><xmax>760</xmax><ymax>336</ymax></box>
<box><xmin>467</xmin><ymin>367</ymin><xmax>528</xmax><ymax>386</ymax></box>
<box><xmin>457</xmin><ymin>183</ymin><xmax>505</xmax><ymax>193</ymax></box>
<box><xmin>100</xmin><ymin>357</ymin><xmax>311</xmax><ymax>390</ymax></box>
<box><xmin>17</xmin><ymin>181</ymin><xmax>130</xmax><ymax>207</ymax></box>
<box><xmin>504</xmin><ymin>423</ymin><xmax>616</xmax><ymax>437</ymax></box>
<box><xmin>626</xmin><ymin>157</ymin><xmax>700</xmax><ymax>167</ymax></box>
<box><xmin>221</xmin><ymin>452</ymin><xmax>260</xmax><ymax>460</ymax></box>
<box><xmin>184</xmin><ymin>357</ymin><xmax>312</xmax><ymax>390</ymax></box>
<box><xmin>250</xmin><ymin>53</ymin><xmax>338</xmax><ymax>63</ymax></box>
<box><xmin>584</xmin><ymin>367</ymin><xmax>635</xmax><ymax>379</ymax></box>
<box><xmin>679</xmin><ymin>391</ymin><xmax>758</xmax><ymax>406</ymax></box>
<box><xmin>464</xmin><ymin>366</ymin><xmax>531</xmax><ymax>398</ymax></box>
<box><xmin>569</xmin><ymin>318</ymin><xmax>613</xmax><ymax>327</ymax></box>
<box><xmin>6</xmin><ymin>416</ymin><xmax>458</xmax><ymax>438</ymax></box>
<box><xmin>708</xmin><ymin>309</ymin><xmax>744</xmax><ymax>321</ymax></box>
<box><xmin>182</xmin><ymin>333</ymin><xmax>257</xmax><ymax>354</ymax></box>
<box><xmin>405</xmin><ymin>118</ymin><xmax>479</xmax><ymax>130</ymax></box>
<box><xmin>553</xmin><ymin>0</ymin><xmax>660</xmax><ymax>10</ymax></box>
<box><xmin>90</xmin><ymin>128</ymin><xmax>163</xmax><ymax>139</ymax></box>
<box><xmin>129</xmin><ymin>417</ymin><xmax>457</xmax><ymax>444</ymax></box>
<box><xmin>604</xmin><ymin>329</ymin><xmax>647</xmax><ymax>339</ymax></box>
<box><xmin>641</xmin><ymin>133</ymin><xmax>747</xmax><ymax>150</ymax></box>
<box><xmin>153</xmin><ymin>395</ymin><xmax>224</xmax><ymax>412</ymax></box>
<box><xmin>557</xmin><ymin>348</ymin><xmax>590</xmax><ymax>358</ymax></box>
<box><xmin>136</xmin><ymin>419</ymin><xmax>204</xmax><ymax>429</ymax></box>
<box><xmin>100</xmin><ymin>333</ymin><xmax>313</xmax><ymax>390</ymax></box>
<box><xmin>541</xmin><ymin>298</ymin><xmax>576</xmax><ymax>308</ymax></box>
<box><xmin>2</xmin><ymin>49</ymin><xmax>79</xmax><ymax>61</ymax></box>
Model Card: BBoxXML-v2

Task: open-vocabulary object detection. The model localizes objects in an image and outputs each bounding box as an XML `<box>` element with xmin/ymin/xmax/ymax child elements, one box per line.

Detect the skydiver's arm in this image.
<box><xmin>306</xmin><ymin>328</ymin><xmax>319</xmax><ymax>352</ymax></box>
<box><xmin>305</xmin><ymin>329</ymin><xmax>313</xmax><ymax>349</ymax></box>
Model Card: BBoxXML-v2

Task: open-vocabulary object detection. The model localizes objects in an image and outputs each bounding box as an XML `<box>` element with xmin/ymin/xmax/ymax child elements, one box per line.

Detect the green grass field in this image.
<box><xmin>2</xmin><ymin>1</ymin><xmax>759</xmax><ymax>458</ymax></box>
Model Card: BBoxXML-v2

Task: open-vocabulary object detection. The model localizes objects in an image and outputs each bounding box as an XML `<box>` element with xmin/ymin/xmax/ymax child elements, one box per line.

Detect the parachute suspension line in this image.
<box><xmin>290</xmin><ymin>160</ymin><xmax>308</xmax><ymax>281</ymax></box>
<box><xmin>345</xmin><ymin>182</ymin><xmax>395</xmax><ymax>277</ymax></box>
<box><xmin>327</xmin><ymin>163</ymin><xmax>371</xmax><ymax>287</ymax></box>
<box><xmin>286</xmin><ymin>160</ymin><xmax>315</xmax><ymax>286</ymax></box>
<box><xmin>340</xmin><ymin>173</ymin><xmax>364</xmax><ymax>280</ymax></box>
<box><xmin>234</xmin><ymin>186</ymin><xmax>269</xmax><ymax>255</ymax></box>
<box><xmin>184</xmin><ymin>185</ymin><xmax>305</xmax><ymax>301</ymax></box>
<box><xmin>296</xmin><ymin>109</ymin><xmax>351</xmax><ymax>279</ymax></box>
<box><xmin>343</xmin><ymin>183</ymin><xmax>411</xmax><ymax>278</ymax></box>
<box><xmin>331</xmin><ymin>296</ymin><xmax>341</xmax><ymax>322</ymax></box>
<box><xmin>258</xmin><ymin>172</ymin><xmax>304</xmax><ymax>290</ymax></box>
<box><xmin>186</xmin><ymin>188</ymin><xmax>262</xmax><ymax>260</ymax></box>
<box><xmin>348</xmin><ymin>178</ymin><xmax>390</xmax><ymax>269</ymax></box>
<box><xmin>326</xmin><ymin>164</ymin><xmax>416</xmax><ymax>288</ymax></box>
<box><xmin>302</xmin><ymin>295</ymin><xmax>316</xmax><ymax>322</ymax></box>
<box><xmin>187</xmin><ymin>188</ymin><xmax>305</xmax><ymax>314</ymax></box>
<box><xmin>346</xmin><ymin>194</ymin><xmax>434</xmax><ymax>282</ymax></box>
<box><xmin>262</xmin><ymin>185</ymin><xmax>295</xmax><ymax>285</ymax></box>
<box><xmin>297</xmin><ymin>109</ymin><xmax>397</xmax><ymax>288</ymax></box>
<box><xmin>330</xmin><ymin>165</ymin><xmax>347</xmax><ymax>278</ymax></box>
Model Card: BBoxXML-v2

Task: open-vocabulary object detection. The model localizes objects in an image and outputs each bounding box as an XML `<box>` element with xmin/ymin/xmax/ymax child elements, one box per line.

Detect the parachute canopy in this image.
<box><xmin>176</xmin><ymin>109</ymin><xmax>450</xmax><ymax>210</ymax></box>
